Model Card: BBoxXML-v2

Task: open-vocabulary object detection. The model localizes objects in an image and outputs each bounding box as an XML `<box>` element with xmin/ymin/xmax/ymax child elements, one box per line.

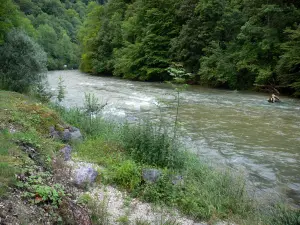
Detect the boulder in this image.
<box><xmin>142</xmin><ymin>169</ymin><xmax>161</xmax><ymax>183</ymax></box>
<box><xmin>62</xmin><ymin>129</ymin><xmax>72</xmax><ymax>142</ymax></box>
<box><xmin>49</xmin><ymin>125</ymin><xmax>83</xmax><ymax>142</ymax></box>
<box><xmin>60</xmin><ymin>145</ymin><xmax>72</xmax><ymax>161</ymax></box>
<box><xmin>74</xmin><ymin>166</ymin><xmax>98</xmax><ymax>187</ymax></box>
<box><xmin>49</xmin><ymin>126</ymin><xmax>60</xmax><ymax>140</ymax></box>
<box><xmin>69</xmin><ymin>127</ymin><xmax>83</xmax><ymax>142</ymax></box>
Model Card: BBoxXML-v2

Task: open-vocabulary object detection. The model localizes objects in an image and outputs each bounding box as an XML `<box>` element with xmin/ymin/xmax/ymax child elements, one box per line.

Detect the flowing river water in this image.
<box><xmin>48</xmin><ymin>70</ymin><xmax>300</xmax><ymax>206</ymax></box>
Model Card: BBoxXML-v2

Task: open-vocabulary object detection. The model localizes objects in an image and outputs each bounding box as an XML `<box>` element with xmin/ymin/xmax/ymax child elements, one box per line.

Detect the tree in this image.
<box><xmin>0</xmin><ymin>0</ymin><xmax>36</xmax><ymax>43</ymax></box>
<box><xmin>277</xmin><ymin>25</ymin><xmax>300</xmax><ymax>96</ymax></box>
<box><xmin>78</xmin><ymin>2</ymin><xmax>103</xmax><ymax>72</ymax></box>
<box><xmin>0</xmin><ymin>29</ymin><xmax>47</xmax><ymax>92</ymax></box>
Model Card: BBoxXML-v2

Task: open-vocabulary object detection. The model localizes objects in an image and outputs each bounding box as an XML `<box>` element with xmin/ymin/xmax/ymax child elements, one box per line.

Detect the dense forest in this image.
<box><xmin>1</xmin><ymin>0</ymin><xmax>300</xmax><ymax>96</ymax></box>
<box><xmin>79</xmin><ymin>0</ymin><xmax>300</xmax><ymax>96</ymax></box>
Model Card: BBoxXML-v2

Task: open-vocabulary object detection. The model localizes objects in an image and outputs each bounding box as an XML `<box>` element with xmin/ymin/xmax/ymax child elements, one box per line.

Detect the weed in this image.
<box><xmin>110</xmin><ymin>160</ymin><xmax>141</xmax><ymax>191</ymax></box>
<box><xmin>78</xmin><ymin>193</ymin><xmax>93</xmax><ymax>205</ymax></box>
<box><xmin>0</xmin><ymin>162</ymin><xmax>17</xmax><ymax>197</ymax></box>
<box><xmin>33</xmin><ymin>184</ymin><xmax>65</xmax><ymax>207</ymax></box>
<box><xmin>117</xmin><ymin>215</ymin><xmax>130</xmax><ymax>225</ymax></box>
<box><xmin>57</xmin><ymin>76</ymin><xmax>66</xmax><ymax>103</ymax></box>
<box><xmin>121</xmin><ymin>121</ymin><xmax>185</xmax><ymax>169</ymax></box>
<box><xmin>82</xmin><ymin>193</ymin><xmax>110</xmax><ymax>225</ymax></box>
<box><xmin>84</xmin><ymin>92</ymin><xmax>106</xmax><ymax>117</ymax></box>
<box><xmin>135</xmin><ymin>219</ymin><xmax>151</xmax><ymax>225</ymax></box>
<box><xmin>265</xmin><ymin>204</ymin><xmax>300</xmax><ymax>225</ymax></box>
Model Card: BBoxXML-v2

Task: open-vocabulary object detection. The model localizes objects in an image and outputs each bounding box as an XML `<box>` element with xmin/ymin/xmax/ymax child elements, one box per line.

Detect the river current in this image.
<box><xmin>48</xmin><ymin>70</ymin><xmax>300</xmax><ymax>206</ymax></box>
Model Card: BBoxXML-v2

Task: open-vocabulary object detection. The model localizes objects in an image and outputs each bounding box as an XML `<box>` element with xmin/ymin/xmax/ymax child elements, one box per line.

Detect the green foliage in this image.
<box><xmin>121</xmin><ymin>121</ymin><xmax>185</xmax><ymax>169</ymax></box>
<box><xmin>78</xmin><ymin>0</ymin><xmax>300</xmax><ymax>96</ymax></box>
<box><xmin>0</xmin><ymin>162</ymin><xmax>17</xmax><ymax>197</ymax></box>
<box><xmin>110</xmin><ymin>160</ymin><xmax>141</xmax><ymax>190</ymax></box>
<box><xmin>277</xmin><ymin>25</ymin><xmax>300</xmax><ymax>96</ymax></box>
<box><xmin>0</xmin><ymin>0</ymin><xmax>36</xmax><ymax>43</ymax></box>
<box><xmin>167</xmin><ymin>63</ymin><xmax>193</xmax><ymax>84</ymax></box>
<box><xmin>266</xmin><ymin>204</ymin><xmax>300</xmax><ymax>225</ymax></box>
<box><xmin>34</xmin><ymin>184</ymin><xmax>65</xmax><ymax>207</ymax></box>
<box><xmin>12</xmin><ymin>0</ymin><xmax>92</xmax><ymax>70</ymax></box>
<box><xmin>78</xmin><ymin>2</ymin><xmax>103</xmax><ymax>72</ymax></box>
<box><xmin>77</xmin><ymin>193</ymin><xmax>93</xmax><ymax>205</ymax></box>
<box><xmin>0</xmin><ymin>29</ymin><xmax>47</xmax><ymax>93</ymax></box>
<box><xmin>83</xmin><ymin>92</ymin><xmax>106</xmax><ymax>116</ymax></box>
<box><xmin>57</xmin><ymin>76</ymin><xmax>66</xmax><ymax>103</ymax></box>
<box><xmin>52</xmin><ymin>100</ymin><xmax>255</xmax><ymax>221</ymax></box>
<box><xmin>78</xmin><ymin>192</ymin><xmax>110</xmax><ymax>225</ymax></box>
<box><xmin>0</xmin><ymin>131</ymin><xmax>21</xmax><ymax>197</ymax></box>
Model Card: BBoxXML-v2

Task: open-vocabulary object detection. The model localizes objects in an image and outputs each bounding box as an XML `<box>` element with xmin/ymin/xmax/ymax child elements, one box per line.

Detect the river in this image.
<box><xmin>48</xmin><ymin>70</ymin><xmax>300</xmax><ymax>206</ymax></box>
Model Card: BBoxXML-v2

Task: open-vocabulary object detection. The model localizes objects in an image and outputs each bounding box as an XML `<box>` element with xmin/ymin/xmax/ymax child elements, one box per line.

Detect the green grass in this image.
<box><xmin>1</xmin><ymin>90</ymin><xmax>299</xmax><ymax>224</ymax></box>
<box><xmin>0</xmin><ymin>91</ymin><xmax>63</xmax><ymax>197</ymax></box>
<box><xmin>52</xmin><ymin>105</ymin><xmax>256</xmax><ymax>222</ymax></box>
<box><xmin>0</xmin><ymin>130</ymin><xmax>22</xmax><ymax>197</ymax></box>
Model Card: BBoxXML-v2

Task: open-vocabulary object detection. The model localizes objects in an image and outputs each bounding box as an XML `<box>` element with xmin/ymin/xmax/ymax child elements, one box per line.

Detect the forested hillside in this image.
<box><xmin>79</xmin><ymin>0</ymin><xmax>300</xmax><ymax>96</ymax></box>
<box><xmin>13</xmin><ymin>0</ymin><xmax>96</xmax><ymax>70</ymax></box>
<box><xmin>1</xmin><ymin>0</ymin><xmax>300</xmax><ymax>96</ymax></box>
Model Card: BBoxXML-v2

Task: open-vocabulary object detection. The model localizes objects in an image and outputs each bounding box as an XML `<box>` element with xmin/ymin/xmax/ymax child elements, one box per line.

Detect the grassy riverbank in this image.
<box><xmin>53</xmin><ymin>105</ymin><xmax>252</xmax><ymax>222</ymax></box>
<box><xmin>1</xmin><ymin>90</ymin><xmax>299</xmax><ymax>224</ymax></box>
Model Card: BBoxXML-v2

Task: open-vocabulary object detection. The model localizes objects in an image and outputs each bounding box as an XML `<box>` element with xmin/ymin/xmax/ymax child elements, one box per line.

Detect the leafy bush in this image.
<box><xmin>110</xmin><ymin>160</ymin><xmax>141</xmax><ymax>190</ymax></box>
<box><xmin>34</xmin><ymin>184</ymin><xmax>65</xmax><ymax>207</ymax></box>
<box><xmin>0</xmin><ymin>29</ymin><xmax>47</xmax><ymax>93</ymax></box>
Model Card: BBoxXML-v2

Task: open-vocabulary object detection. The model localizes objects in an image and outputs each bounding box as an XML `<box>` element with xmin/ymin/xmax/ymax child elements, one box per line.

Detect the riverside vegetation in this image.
<box><xmin>1</xmin><ymin>0</ymin><xmax>300</xmax><ymax>96</ymax></box>
<box><xmin>1</xmin><ymin>87</ymin><xmax>300</xmax><ymax>224</ymax></box>
<box><xmin>1</xmin><ymin>0</ymin><xmax>300</xmax><ymax>224</ymax></box>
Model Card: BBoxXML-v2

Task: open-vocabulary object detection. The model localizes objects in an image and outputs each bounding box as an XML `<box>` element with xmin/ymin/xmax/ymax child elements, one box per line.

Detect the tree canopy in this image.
<box><xmin>79</xmin><ymin>0</ymin><xmax>300</xmax><ymax>96</ymax></box>
<box><xmin>1</xmin><ymin>0</ymin><xmax>299</xmax><ymax>96</ymax></box>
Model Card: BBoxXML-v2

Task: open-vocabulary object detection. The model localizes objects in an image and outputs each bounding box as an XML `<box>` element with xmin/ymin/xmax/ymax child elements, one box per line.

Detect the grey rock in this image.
<box><xmin>74</xmin><ymin>166</ymin><xmax>98</xmax><ymax>187</ymax></box>
<box><xmin>49</xmin><ymin>126</ymin><xmax>55</xmax><ymax>133</ymax></box>
<box><xmin>49</xmin><ymin>126</ymin><xmax>83</xmax><ymax>142</ymax></box>
<box><xmin>60</xmin><ymin>145</ymin><xmax>72</xmax><ymax>161</ymax></box>
<box><xmin>20</xmin><ymin>144</ymin><xmax>37</xmax><ymax>159</ymax></box>
<box><xmin>70</xmin><ymin>129</ymin><xmax>82</xmax><ymax>142</ymax></box>
<box><xmin>142</xmin><ymin>169</ymin><xmax>161</xmax><ymax>183</ymax></box>
<box><xmin>69</xmin><ymin>126</ymin><xmax>79</xmax><ymax>132</ymax></box>
<box><xmin>62</xmin><ymin>129</ymin><xmax>72</xmax><ymax>142</ymax></box>
<box><xmin>49</xmin><ymin>126</ymin><xmax>60</xmax><ymax>140</ymax></box>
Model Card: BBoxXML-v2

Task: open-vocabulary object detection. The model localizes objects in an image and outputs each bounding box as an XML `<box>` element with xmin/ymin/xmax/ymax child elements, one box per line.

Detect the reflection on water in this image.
<box><xmin>48</xmin><ymin>70</ymin><xmax>300</xmax><ymax>206</ymax></box>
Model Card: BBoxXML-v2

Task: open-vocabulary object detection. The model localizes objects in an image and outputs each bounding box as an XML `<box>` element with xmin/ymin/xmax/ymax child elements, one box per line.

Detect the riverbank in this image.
<box><xmin>48</xmin><ymin>70</ymin><xmax>300</xmax><ymax>206</ymax></box>
<box><xmin>1</xmin><ymin>90</ymin><xmax>299</xmax><ymax>224</ymax></box>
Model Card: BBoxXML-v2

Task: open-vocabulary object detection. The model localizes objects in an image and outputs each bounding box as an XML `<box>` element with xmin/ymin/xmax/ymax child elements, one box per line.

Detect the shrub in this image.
<box><xmin>121</xmin><ymin>121</ymin><xmax>185</xmax><ymax>169</ymax></box>
<box><xmin>110</xmin><ymin>160</ymin><xmax>141</xmax><ymax>191</ymax></box>
<box><xmin>0</xmin><ymin>29</ymin><xmax>47</xmax><ymax>93</ymax></box>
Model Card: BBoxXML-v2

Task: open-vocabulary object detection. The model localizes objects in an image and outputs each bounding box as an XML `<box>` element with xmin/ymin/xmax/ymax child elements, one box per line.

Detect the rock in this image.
<box><xmin>142</xmin><ymin>169</ymin><xmax>161</xmax><ymax>183</ymax></box>
<box><xmin>171</xmin><ymin>175</ymin><xmax>184</xmax><ymax>186</ymax></box>
<box><xmin>69</xmin><ymin>127</ymin><xmax>83</xmax><ymax>142</ymax></box>
<box><xmin>62</xmin><ymin>129</ymin><xmax>72</xmax><ymax>142</ymax></box>
<box><xmin>60</xmin><ymin>145</ymin><xmax>72</xmax><ymax>161</ymax></box>
<box><xmin>49</xmin><ymin>126</ymin><xmax>83</xmax><ymax>142</ymax></box>
<box><xmin>74</xmin><ymin>166</ymin><xmax>98</xmax><ymax>187</ymax></box>
<box><xmin>49</xmin><ymin>126</ymin><xmax>55</xmax><ymax>133</ymax></box>
<box><xmin>19</xmin><ymin>144</ymin><xmax>38</xmax><ymax>159</ymax></box>
<box><xmin>49</xmin><ymin>126</ymin><xmax>60</xmax><ymax>140</ymax></box>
